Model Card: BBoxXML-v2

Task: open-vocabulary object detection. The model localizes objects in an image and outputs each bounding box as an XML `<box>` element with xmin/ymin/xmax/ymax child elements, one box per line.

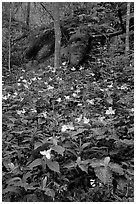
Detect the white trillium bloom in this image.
<box><xmin>72</xmin><ymin>93</ymin><xmax>78</xmax><ymax>97</ymax></box>
<box><xmin>106</xmin><ymin>107</ymin><xmax>115</xmax><ymax>115</ymax></box>
<box><xmin>61</xmin><ymin>123</ymin><xmax>74</xmax><ymax>132</ymax></box>
<box><xmin>83</xmin><ymin>117</ymin><xmax>90</xmax><ymax>124</ymax></box>
<box><xmin>32</xmin><ymin>77</ymin><xmax>37</xmax><ymax>81</ymax></box>
<box><xmin>65</xmin><ymin>96</ymin><xmax>70</xmax><ymax>100</ymax></box>
<box><xmin>61</xmin><ymin>125</ymin><xmax>68</xmax><ymax>132</ymax></box>
<box><xmin>75</xmin><ymin>114</ymin><xmax>82</xmax><ymax>123</ymax></box>
<box><xmin>47</xmin><ymin>85</ymin><xmax>54</xmax><ymax>90</ymax></box>
<box><xmin>86</xmin><ymin>99</ymin><xmax>95</xmax><ymax>105</ymax></box>
<box><xmin>40</xmin><ymin>148</ymin><xmax>52</xmax><ymax>159</ymax></box>
<box><xmin>56</xmin><ymin>98</ymin><xmax>61</xmax><ymax>102</ymax></box>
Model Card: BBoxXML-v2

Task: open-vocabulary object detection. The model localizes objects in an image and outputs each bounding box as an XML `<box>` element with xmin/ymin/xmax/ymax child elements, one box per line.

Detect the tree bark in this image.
<box><xmin>8</xmin><ymin>2</ymin><xmax>13</xmax><ymax>72</ymax></box>
<box><xmin>26</xmin><ymin>2</ymin><xmax>30</xmax><ymax>26</ymax></box>
<box><xmin>125</xmin><ymin>2</ymin><xmax>130</xmax><ymax>57</ymax></box>
<box><xmin>53</xmin><ymin>3</ymin><xmax>61</xmax><ymax>69</ymax></box>
<box><xmin>69</xmin><ymin>3</ymin><xmax>74</xmax><ymax>18</ymax></box>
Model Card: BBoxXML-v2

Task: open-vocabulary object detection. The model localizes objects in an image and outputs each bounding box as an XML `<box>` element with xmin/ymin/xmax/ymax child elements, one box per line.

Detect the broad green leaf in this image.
<box><xmin>71</xmin><ymin>128</ymin><xmax>85</xmax><ymax>137</ymax></box>
<box><xmin>64</xmin><ymin>161</ymin><xmax>77</xmax><ymax>169</ymax></box>
<box><xmin>22</xmin><ymin>172</ymin><xmax>32</xmax><ymax>181</ymax></box>
<box><xmin>28</xmin><ymin>159</ymin><xmax>42</xmax><ymax>170</ymax></box>
<box><xmin>89</xmin><ymin>158</ymin><xmax>104</xmax><ymax>168</ymax></box>
<box><xmin>91</xmin><ymin>128</ymin><xmax>105</xmax><ymax>136</ymax></box>
<box><xmin>81</xmin><ymin>142</ymin><xmax>90</xmax><ymax>149</ymax></box>
<box><xmin>109</xmin><ymin>162</ymin><xmax>124</xmax><ymax>175</ymax></box>
<box><xmin>44</xmin><ymin>187</ymin><xmax>55</xmax><ymax>198</ymax></box>
<box><xmin>66</xmin><ymin>148</ymin><xmax>77</xmax><ymax>157</ymax></box>
<box><xmin>94</xmin><ymin>166</ymin><xmax>112</xmax><ymax>184</ymax></box>
<box><xmin>78</xmin><ymin>163</ymin><xmax>88</xmax><ymax>173</ymax></box>
<box><xmin>120</xmin><ymin>139</ymin><xmax>134</xmax><ymax>145</ymax></box>
<box><xmin>128</xmin><ymin>127</ymin><xmax>134</xmax><ymax>134</ymax></box>
<box><xmin>7</xmin><ymin>123</ymin><xmax>15</xmax><ymax>128</ymax></box>
<box><xmin>25</xmin><ymin>185</ymin><xmax>37</xmax><ymax>190</ymax></box>
<box><xmin>34</xmin><ymin>142</ymin><xmax>43</xmax><ymax>149</ymax></box>
<box><xmin>7</xmin><ymin>177</ymin><xmax>21</xmax><ymax>184</ymax></box>
<box><xmin>52</xmin><ymin>145</ymin><xmax>65</xmax><ymax>156</ymax></box>
<box><xmin>46</xmin><ymin>160</ymin><xmax>60</xmax><ymax>173</ymax></box>
<box><xmin>2</xmin><ymin>186</ymin><xmax>18</xmax><ymax>194</ymax></box>
<box><xmin>116</xmin><ymin>177</ymin><xmax>127</xmax><ymax>191</ymax></box>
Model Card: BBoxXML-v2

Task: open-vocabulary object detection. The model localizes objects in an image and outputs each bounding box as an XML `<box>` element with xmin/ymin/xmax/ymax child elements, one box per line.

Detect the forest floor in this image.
<box><xmin>2</xmin><ymin>54</ymin><xmax>134</xmax><ymax>201</ymax></box>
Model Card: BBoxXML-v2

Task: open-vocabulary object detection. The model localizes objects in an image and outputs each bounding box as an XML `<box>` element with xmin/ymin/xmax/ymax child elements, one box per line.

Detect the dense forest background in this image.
<box><xmin>2</xmin><ymin>2</ymin><xmax>134</xmax><ymax>202</ymax></box>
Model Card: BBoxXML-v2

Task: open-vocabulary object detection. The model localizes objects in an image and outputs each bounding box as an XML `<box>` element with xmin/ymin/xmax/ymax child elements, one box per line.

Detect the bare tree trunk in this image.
<box><xmin>53</xmin><ymin>3</ymin><xmax>61</xmax><ymax>69</ymax></box>
<box><xmin>26</xmin><ymin>2</ymin><xmax>30</xmax><ymax>26</ymax></box>
<box><xmin>8</xmin><ymin>2</ymin><xmax>13</xmax><ymax>72</ymax></box>
<box><xmin>125</xmin><ymin>2</ymin><xmax>130</xmax><ymax>57</ymax></box>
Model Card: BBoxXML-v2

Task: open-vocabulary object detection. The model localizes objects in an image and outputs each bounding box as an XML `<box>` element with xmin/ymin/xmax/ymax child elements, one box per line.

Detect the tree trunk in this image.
<box><xmin>69</xmin><ymin>3</ymin><xmax>74</xmax><ymax>18</ymax></box>
<box><xmin>53</xmin><ymin>3</ymin><xmax>61</xmax><ymax>69</ymax></box>
<box><xmin>125</xmin><ymin>2</ymin><xmax>130</xmax><ymax>57</ymax></box>
<box><xmin>26</xmin><ymin>2</ymin><xmax>30</xmax><ymax>26</ymax></box>
<box><xmin>8</xmin><ymin>2</ymin><xmax>13</xmax><ymax>72</ymax></box>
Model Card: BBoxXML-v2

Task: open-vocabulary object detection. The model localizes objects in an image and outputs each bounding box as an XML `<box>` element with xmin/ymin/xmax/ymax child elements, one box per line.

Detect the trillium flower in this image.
<box><xmin>61</xmin><ymin>125</ymin><xmax>68</xmax><ymax>132</ymax></box>
<box><xmin>90</xmin><ymin>179</ymin><xmax>96</xmax><ymax>187</ymax></box>
<box><xmin>8</xmin><ymin>162</ymin><xmax>15</xmax><ymax>171</ymax></box>
<box><xmin>75</xmin><ymin>114</ymin><xmax>82</xmax><ymax>123</ymax></box>
<box><xmin>86</xmin><ymin>99</ymin><xmax>95</xmax><ymax>105</ymax></box>
<box><xmin>56</xmin><ymin>77</ymin><xmax>62</xmax><ymax>81</ymax></box>
<box><xmin>72</xmin><ymin>93</ymin><xmax>78</xmax><ymax>97</ymax></box>
<box><xmin>105</xmin><ymin>107</ymin><xmax>115</xmax><ymax>115</ymax></box>
<box><xmin>67</xmin><ymin>123</ymin><xmax>74</xmax><ymax>130</ymax></box>
<box><xmin>56</xmin><ymin>98</ymin><xmax>61</xmax><ymax>102</ymax></box>
<box><xmin>42</xmin><ymin>111</ymin><xmax>47</xmax><ymax>118</ymax></box>
<box><xmin>75</xmin><ymin>89</ymin><xmax>80</xmax><ymax>93</ymax></box>
<box><xmin>61</xmin><ymin>123</ymin><xmax>74</xmax><ymax>132</ymax></box>
<box><xmin>14</xmin><ymin>92</ymin><xmax>18</xmax><ymax>96</ymax></box>
<box><xmin>40</xmin><ymin>148</ymin><xmax>52</xmax><ymax>159</ymax></box>
<box><xmin>24</xmin><ymin>84</ymin><xmax>29</xmax><ymax>89</ymax></box>
<box><xmin>52</xmin><ymin>68</ymin><xmax>56</xmax><ymax>73</ymax></box>
<box><xmin>65</xmin><ymin>95</ymin><xmax>70</xmax><ymax>100</ymax></box>
<box><xmin>99</xmin><ymin>116</ymin><xmax>105</xmax><ymax>122</ymax></box>
<box><xmin>44</xmin><ymin>82</ymin><xmax>48</xmax><ymax>85</ymax></box>
<box><xmin>31</xmin><ymin>108</ymin><xmax>37</xmax><ymax>113</ymax></box>
<box><xmin>71</xmin><ymin>67</ymin><xmax>76</xmax><ymax>71</ymax></box>
<box><xmin>17</xmin><ymin>109</ymin><xmax>26</xmax><ymax>114</ymax></box>
<box><xmin>77</xmin><ymin>103</ymin><xmax>82</xmax><ymax>106</ymax></box>
<box><xmin>32</xmin><ymin>77</ymin><xmax>37</xmax><ymax>81</ymax></box>
<box><xmin>62</xmin><ymin>62</ymin><xmax>67</xmax><ymax>65</ymax></box>
<box><xmin>47</xmin><ymin>85</ymin><xmax>54</xmax><ymax>90</ymax></box>
<box><xmin>3</xmin><ymin>95</ymin><xmax>8</xmax><ymax>100</ymax></box>
<box><xmin>107</xmin><ymin>83</ymin><xmax>113</xmax><ymax>88</ymax></box>
<box><xmin>22</xmin><ymin>79</ymin><xmax>27</xmax><ymax>83</ymax></box>
<box><xmin>120</xmin><ymin>84</ymin><xmax>128</xmax><ymax>90</ymax></box>
<box><xmin>83</xmin><ymin>117</ymin><xmax>90</xmax><ymax>124</ymax></box>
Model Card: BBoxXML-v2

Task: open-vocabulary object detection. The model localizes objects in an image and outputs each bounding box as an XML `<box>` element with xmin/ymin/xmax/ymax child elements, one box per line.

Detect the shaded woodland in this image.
<box><xmin>2</xmin><ymin>2</ymin><xmax>134</xmax><ymax>202</ymax></box>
